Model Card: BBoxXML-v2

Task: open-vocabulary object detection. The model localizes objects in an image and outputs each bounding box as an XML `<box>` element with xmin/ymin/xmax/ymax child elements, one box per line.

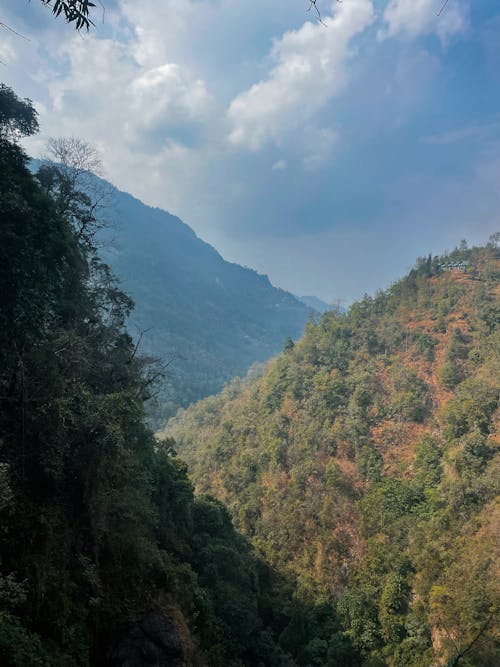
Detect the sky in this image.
<box><xmin>2</xmin><ymin>0</ymin><xmax>500</xmax><ymax>303</ymax></box>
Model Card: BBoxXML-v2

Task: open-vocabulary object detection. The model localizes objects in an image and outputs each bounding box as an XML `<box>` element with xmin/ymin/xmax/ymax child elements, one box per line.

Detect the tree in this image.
<box><xmin>0</xmin><ymin>84</ymin><xmax>74</xmax><ymax>360</ymax></box>
<box><xmin>0</xmin><ymin>84</ymin><xmax>38</xmax><ymax>140</ymax></box>
<box><xmin>36</xmin><ymin>137</ymin><xmax>113</xmax><ymax>247</ymax></box>
<box><xmin>32</xmin><ymin>1</ymin><xmax>338</xmax><ymax>33</ymax></box>
<box><xmin>39</xmin><ymin>0</ymin><xmax>98</xmax><ymax>30</ymax></box>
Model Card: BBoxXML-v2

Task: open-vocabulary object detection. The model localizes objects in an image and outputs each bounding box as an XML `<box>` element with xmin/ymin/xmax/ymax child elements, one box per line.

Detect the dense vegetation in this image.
<box><xmin>93</xmin><ymin>178</ymin><xmax>311</xmax><ymax>426</ymax></box>
<box><xmin>167</xmin><ymin>241</ymin><xmax>500</xmax><ymax>666</ymax></box>
<box><xmin>0</xmin><ymin>84</ymin><xmax>359</xmax><ymax>666</ymax></box>
<box><xmin>2</xmin><ymin>78</ymin><xmax>498</xmax><ymax>666</ymax></box>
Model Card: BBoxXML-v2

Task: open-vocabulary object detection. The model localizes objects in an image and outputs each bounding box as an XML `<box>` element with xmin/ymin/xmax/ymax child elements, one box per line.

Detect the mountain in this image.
<box><xmin>165</xmin><ymin>241</ymin><xmax>500</xmax><ymax>667</ymax></box>
<box><xmin>97</xmin><ymin>186</ymin><xmax>312</xmax><ymax>423</ymax></box>
<box><xmin>297</xmin><ymin>295</ymin><xmax>333</xmax><ymax>313</ymax></box>
<box><xmin>2</xmin><ymin>95</ymin><xmax>360</xmax><ymax>667</ymax></box>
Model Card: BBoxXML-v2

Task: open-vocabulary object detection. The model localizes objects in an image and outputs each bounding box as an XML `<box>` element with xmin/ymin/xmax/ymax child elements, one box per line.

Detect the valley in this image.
<box><xmin>1</xmin><ymin>0</ymin><xmax>500</xmax><ymax>661</ymax></box>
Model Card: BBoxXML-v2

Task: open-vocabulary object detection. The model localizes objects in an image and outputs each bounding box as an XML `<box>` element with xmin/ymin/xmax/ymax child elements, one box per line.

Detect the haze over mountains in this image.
<box><xmin>98</xmin><ymin>182</ymin><xmax>313</xmax><ymax>422</ymax></box>
<box><xmin>3</xmin><ymin>100</ymin><xmax>499</xmax><ymax>665</ymax></box>
<box><xmin>297</xmin><ymin>295</ymin><xmax>333</xmax><ymax>314</ymax></box>
<box><xmin>2</xmin><ymin>0</ymin><xmax>500</xmax><ymax>663</ymax></box>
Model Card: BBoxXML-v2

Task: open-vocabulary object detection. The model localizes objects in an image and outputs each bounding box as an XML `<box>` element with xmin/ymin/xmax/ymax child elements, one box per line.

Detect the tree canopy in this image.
<box><xmin>167</xmin><ymin>240</ymin><xmax>500</xmax><ymax>666</ymax></box>
<box><xmin>0</xmin><ymin>82</ymin><xmax>362</xmax><ymax>666</ymax></box>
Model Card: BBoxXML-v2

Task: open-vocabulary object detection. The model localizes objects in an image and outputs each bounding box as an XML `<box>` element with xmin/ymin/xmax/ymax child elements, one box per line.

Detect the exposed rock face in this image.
<box><xmin>110</xmin><ymin>610</ymin><xmax>198</xmax><ymax>667</ymax></box>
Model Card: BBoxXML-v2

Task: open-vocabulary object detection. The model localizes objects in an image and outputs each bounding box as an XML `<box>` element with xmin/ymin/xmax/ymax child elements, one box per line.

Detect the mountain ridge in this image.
<box><xmin>165</xmin><ymin>240</ymin><xmax>500</xmax><ymax>666</ymax></box>
<box><xmin>297</xmin><ymin>295</ymin><xmax>333</xmax><ymax>313</ymax></box>
<box><xmin>84</xmin><ymin>173</ymin><xmax>313</xmax><ymax>423</ymax></box>
<box><xmin>30</xmin><ymin>159</ymin><xmax>313</xmax><ymax>424</ymax></box>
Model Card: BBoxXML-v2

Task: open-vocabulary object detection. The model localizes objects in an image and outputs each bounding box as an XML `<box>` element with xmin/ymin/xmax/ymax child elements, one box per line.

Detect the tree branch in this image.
<box><xmin>0</xmin><ymin>21</ymin><xmax>29</xmax><ymax>40</ymax></box>
<box><xmin>39</xmin><ymin>0</ymin><xmax>96</xmax><ymax>30</ymax></box>
<box><xmin>307</xmin><ymin>0</ymin><xmax>328</xmax><ymax>27</ymax></box>
<box><xmin>437</xmin><ymin>0</ymin><xmax>451</xmax><ymax>17</ymax></box>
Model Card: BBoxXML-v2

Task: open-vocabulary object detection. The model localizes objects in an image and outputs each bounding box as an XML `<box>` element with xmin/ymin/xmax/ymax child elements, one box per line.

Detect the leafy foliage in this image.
<box><xmin>168</xmin><ymin>239</ymin><xmax>500</xmax><ymax>665</ymax></box>
<box><xmin>0</xmin><ymin>84</ymin><xmax>39</xmax><ymax>140</ymax></box>
<box><xmin>1</xmin><ymin>80</ymin><xmax>498</xmax><ymax>666</ymax></box>
<box><xmin>40</xmin><ymin>0</ymin><xmax>96</xmax><ymax>30</ymax></box>
<box><xmin>0</xmin><ymin>84</ymin><xmax>357</xmax><ymax>666</ymax></box>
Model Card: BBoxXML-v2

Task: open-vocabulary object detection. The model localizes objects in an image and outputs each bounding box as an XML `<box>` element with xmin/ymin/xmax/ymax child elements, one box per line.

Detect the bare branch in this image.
<box><xmin>127</xmin><ymin>327</ymin><xmax>153</xmax><ymax>365</ymax></box>
<box><xmin>135</xmin><ymin>353</ymin><xmax>179</xmax><ymax>401</ymax></box>
<box><xmin>437</xmin><ymin>0</ymin><xmax>451</xmax><ymax>17</ymax></box>
<box><xmin>97</xmin><ymin>0</ymin><xmax>105</xmax><ymax>24</ymax></box>
<box><xmin>442</xmin><ymin>613</ymin><xmax>496</xmax><ymax>666</ymax></box>
<box><xmin>37</xmin><ymin>137</ymin><xmax>114</xmax><ymax>248</ymax></box>
<box><xmin>307</xmin><ymin>0</ymin><xmax>328</xmax><ymax>27</ymax></box>
<box><xmin>0</xmin><ymin>22</ymin><xmax>29</xmax><ymax>40</ymax></box>
<box><xmin>441</xmin><ymin>622</ymin><xmax>461</xmax><ymax>656</ymax></box>
<box><xmin>459</xmin><ymin>613</ymin><xmax>495</xmax><ymax>660</ymax></box>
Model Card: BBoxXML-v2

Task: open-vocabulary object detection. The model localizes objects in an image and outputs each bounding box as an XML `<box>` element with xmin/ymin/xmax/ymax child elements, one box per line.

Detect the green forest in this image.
<box><xmin>1</xmin><ymin>78</ymin><xmax>499</xmax><ymax>666</ymax></box>
<box><xmin>0</xmin><ymin>84</ymin><xmax>357</xmax><ymax>666</ymax></box>
<box><xmin>167</xmin><ymin>242</ymin><xmax>500</xmax><ymax>665</ymax></box>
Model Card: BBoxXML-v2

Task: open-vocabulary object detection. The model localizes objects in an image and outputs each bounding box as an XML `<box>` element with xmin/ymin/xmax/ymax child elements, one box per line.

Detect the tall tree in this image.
<box><xmin>36</xmin><ymin>137</ymin><xmax>113</xmax><ymax>248</ymax></box>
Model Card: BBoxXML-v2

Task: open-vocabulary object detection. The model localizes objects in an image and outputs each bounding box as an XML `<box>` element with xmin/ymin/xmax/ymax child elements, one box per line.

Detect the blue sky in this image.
<box><xmin>2</xmin><ymin>0</ymin><xmax>499</xmax><ymax>302</ymax></box>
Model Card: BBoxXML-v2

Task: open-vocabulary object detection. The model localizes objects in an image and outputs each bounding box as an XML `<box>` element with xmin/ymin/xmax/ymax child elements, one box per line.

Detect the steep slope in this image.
<box><xmin>297</xmin><ymin>295</ymin><xmax>333</xmax><ymax>314</ymax></box>
<box><xmin>166</xmin><ymin>242</ymin><xmax>500</xmax><ymax>667</ymax></box>
<box><xmin>1</xmin><ymin>85</ymin><xmax>359</xmax><ymax>667</ymax></box>
<box><xmin>99</xmin><ymin>186</ymin><xmax>311</xmax><ymax>422</ymax></box>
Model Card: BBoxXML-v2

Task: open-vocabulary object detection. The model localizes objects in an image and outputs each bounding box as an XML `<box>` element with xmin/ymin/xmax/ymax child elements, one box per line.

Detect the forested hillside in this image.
<box><xmin>97</xmin><ymin>181</ymin><xmax>311</xmax><ymax>424</ymax></box>
<box><xmin>0</xmin><ymin>85</ymin><xmax>362</xmax><ymax>666</ymax></box>
<box><xmin>2</xmin><ymin>80</ymin><xmax>498</xmax><ymax>667</ymax></box>
<box><xmin>167</xmin><ymin>241</ymin><xmax>500</xmax><ymax>666</ymax></box>
<box><xmin>29</xmin><ymin>157</ymin><xmax>312</xmax><ymax>426</ymax></box>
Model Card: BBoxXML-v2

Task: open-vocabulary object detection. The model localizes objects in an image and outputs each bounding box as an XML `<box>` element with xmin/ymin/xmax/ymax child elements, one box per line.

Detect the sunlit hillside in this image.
<box><xmin>166</xmin><ymin>241</ymin><xmax>500</xmax><ymax>666</ymax></box>
<box><xmin>2</xmin><ymin>0</ymin><xmax>500</xmax><ymax>664</ymax></box>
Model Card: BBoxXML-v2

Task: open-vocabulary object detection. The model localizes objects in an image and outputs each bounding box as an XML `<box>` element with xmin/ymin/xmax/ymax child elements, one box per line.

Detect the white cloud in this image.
<box><xmin>5</xmin><ymin>0</ymin><xmax>492</xmax><ymax>301</ymax></box>
<box><xmin>380</xmin><ymin>0</ymin><xmax>468</xmax><ymax>44</ymax></box>
<box><xmin>46</xmin><ymin>37</ymin><xmax>213</xmax><ymax>130</ymax></box>
<box><xmin>420</xmin><ymin>120</ymin><xmax>500</xmax><ymax>145</ymax></box>
<box><xmin>0</xmin><ymin>32</ymin><xmax>16</xmax><ymax>65</ymax></box>
<box><xmin>19</xmin><ymin>29</ymin><xmax>219</xmax><ymax>215</ymax></box>
<box><xmin>272</xmin><ymin>159</ymin><xmax>287</xmax><ymax>171</ymax></box>
<box><xmin>119</xmin><ymin>0</ymin><xmax>202</xmax><ymax>67</ymax></box>
<box><xmin>17</xmin><ymin>0</ymin><xmax>373</xmax><ymax>220</ymax></box>
<box><xmin>129</xmin><ymin>64</ymin><xmax>213</xmax><ymax>132</ymax></box>
<box><xmin>227</xmin><ymin>0</ymin><xmax>374</xmax><ymax>151</ymax></box>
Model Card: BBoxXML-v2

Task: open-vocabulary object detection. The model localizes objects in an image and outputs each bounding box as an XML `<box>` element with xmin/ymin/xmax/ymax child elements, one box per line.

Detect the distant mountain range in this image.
<box><xmin>297</xmin><ymin>295</ymin><xmax>332</xmax><ymax>313</ymax></box>
<box><xmin>95</xmin><ymin>183</ymin><xmax>312</xmax><ymax>424</ymax></box>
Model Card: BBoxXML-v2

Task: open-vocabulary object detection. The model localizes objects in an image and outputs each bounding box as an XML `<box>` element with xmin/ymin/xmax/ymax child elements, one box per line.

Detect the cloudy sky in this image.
<box><xmin>2</xmin><ymin>0</ymin><xmax>500</xmax><ymax>302</ymax></box>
